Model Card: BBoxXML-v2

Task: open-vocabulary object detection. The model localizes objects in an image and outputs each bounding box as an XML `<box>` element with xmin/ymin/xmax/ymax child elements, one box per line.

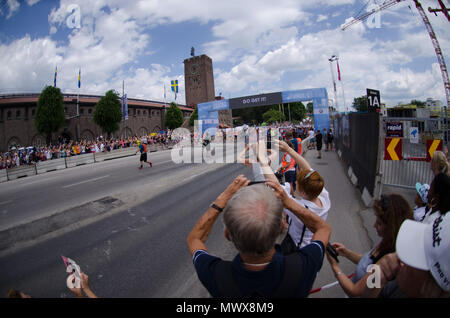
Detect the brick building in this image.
<box><xmin>0</xmin><ymin>93</ymin><xmax>193</xmax><ymax>152</ymax></box>
<box><xmin>184</xmin><ymin>54</ymin><xmax>233</xmax><ymax>128</ymax></box>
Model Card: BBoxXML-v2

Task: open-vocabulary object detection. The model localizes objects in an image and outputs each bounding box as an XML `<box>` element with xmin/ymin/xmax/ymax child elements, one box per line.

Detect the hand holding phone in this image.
<box><xmin>326</xmin><ymin>243</ymin><xmax>339</xmax><ymax>263</ymax></box>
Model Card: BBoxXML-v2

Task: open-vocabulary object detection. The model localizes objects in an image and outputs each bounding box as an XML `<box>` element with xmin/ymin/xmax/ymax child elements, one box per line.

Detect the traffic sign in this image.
<box><xmin>386</xmin><ymin>122</ymin><xmax>403</xmax><ymax>137</ymax></box>
<box><xmin>384</xmin><ymin>138</ymin><xmax>402</xmax><ymax>160</ymax></box>
<box><xmin>409</xmin><ymin>127</ymin><xmax>419</xmax><ymax>144</ymax></box>
<box><xmin>367</xmin><ymin>88</ymin><xmax>380</xmax><ymax>113</ymax></box>
<box><xmin>426</xmin><ymin>139</ymin><xmax>443</xmax><ymax>162</ymax></box>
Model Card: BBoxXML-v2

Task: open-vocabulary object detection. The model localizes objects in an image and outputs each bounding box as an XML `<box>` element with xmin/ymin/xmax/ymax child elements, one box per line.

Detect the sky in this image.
<box><xmin>0</xmin><ymin>0</ymin><xmax>449</xmax><ymax>111</ymax></box>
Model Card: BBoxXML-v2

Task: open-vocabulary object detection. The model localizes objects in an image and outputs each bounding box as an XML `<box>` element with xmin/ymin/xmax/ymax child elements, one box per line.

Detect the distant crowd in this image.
<box><xmin>0</xmin><ymin>131</ymin><xmax>176</xmax><ymax>170</ymax></box>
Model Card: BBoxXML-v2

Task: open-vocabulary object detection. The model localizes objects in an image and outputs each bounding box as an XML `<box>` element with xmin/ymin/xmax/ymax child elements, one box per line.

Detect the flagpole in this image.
<box><xmin>337</xmin><ymin>58</ymin><xmax>347</xmax><ymax>113</ymax></box>
<box><xmin>328</xmin><ymin>56</ymin><xmax>339</xmax><ymax>113</ymax></box>
<box><xmin>77</xmin><ymin>69</ymin><xmax>80</xmax><ymax>117</ymax></box>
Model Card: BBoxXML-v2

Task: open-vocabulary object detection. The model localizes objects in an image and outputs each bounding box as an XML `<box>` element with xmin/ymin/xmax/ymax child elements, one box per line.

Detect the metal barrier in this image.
<box><xmin>0</xmin><ymin>169</ymin><xmax>7</xmax><ymax>182</ymax></box>
<box><xmin>93</xmin><ymin>147</ymin><xmax>137</xmax><ymax>162</ymax></box>
<box><xmin>4</xmin><ymin>165</ymin><xmax>37</xmax><ymax>181</ymax></box>
<box><xmin>0</xmin><ymin>147</ymin><xmax>142</xmax><ymax>183</ymax></box>
<box><xmin>36</xmin><ymin>158</ymin><xmax>67</xmax><ymax>173</ymax></box>
<box><xmin>65</xmin><ymin>153</ymin><xmax>95</xmax><ymax>168</ymax></box>
<box><xmin>379</xmin><ymin>117</ymin><xmax>443</xmax><ymax>189</ymax></box>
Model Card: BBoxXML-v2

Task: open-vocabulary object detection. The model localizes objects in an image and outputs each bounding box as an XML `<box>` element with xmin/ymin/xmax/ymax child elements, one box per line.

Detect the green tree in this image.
<box><xmin>93</xmin><ymin>90</ymin><xmax>122</xmax><ymax>138</ymax></box>
<box><xmin>35</xmin><ymin>85</ymin><xmax>66</xmax><ymax>145</ymax></box>
<box><xmin>352</xmin><ymin>95</ymin><xmax>368</xmax><ymax>112</ymax></box>
<box><xmin>165</xmin><ymin>102</ymin><xmax>184</xmax><ymax>129</ymax></box>
<box><xmin>307</xmin><ymin>102</ymin><xmax>314</xmax><ymax>114</ymax></box>
<box><xmin>189</xmin><ymin>106</ymin><xmax>198</xmax><ymax>126</ymax></box>
<box><xmin>411</xmin><ymin>99</ymin><xmax>426</xmax><ymax>108</ymax></box>
<box><xmin>285</xmin><ymin>102</ymin><xmax>306</xmax><ymax>122</ymax></box>
<box><xmin>262</xmin><ymin>109</ymin><xmax>285</xmax><ymax>123</ymax></box>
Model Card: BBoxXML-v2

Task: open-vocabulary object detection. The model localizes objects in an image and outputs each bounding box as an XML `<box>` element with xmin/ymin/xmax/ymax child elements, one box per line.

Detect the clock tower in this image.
<box><xmin>184</xmin><ymin>53</ymin><xmax>233</xmax><ymax>128</ymax></box>
<box><xmin>183</xmin><ymin>54</ymin><xmax>215</xmax><ymax>107</ymax></box>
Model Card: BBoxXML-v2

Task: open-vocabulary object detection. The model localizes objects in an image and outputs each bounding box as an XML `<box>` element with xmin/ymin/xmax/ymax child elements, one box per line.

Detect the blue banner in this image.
<box><xmin>124</xmin><ymin>94</ymin><xmax>128</xmax><ymax>120</ymax></box>
<box><xmin>197</xmin><ymin>88</ymin><xmax>330</xmax><ymax>135</ymax></box>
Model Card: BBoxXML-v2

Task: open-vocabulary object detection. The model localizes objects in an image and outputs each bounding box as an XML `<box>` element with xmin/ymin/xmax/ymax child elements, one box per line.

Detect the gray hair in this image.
<box><xmin>222</xmin><ymin>184</ymin><xmax>283</xmax><ymax>256</ymax></box>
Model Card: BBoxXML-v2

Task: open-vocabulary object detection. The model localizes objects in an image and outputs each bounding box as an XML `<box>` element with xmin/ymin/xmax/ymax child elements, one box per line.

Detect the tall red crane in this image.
<box><xmin>341</xmin><ymin>0</ymin><xmax>449</xmax><ymax>145</ymax></box>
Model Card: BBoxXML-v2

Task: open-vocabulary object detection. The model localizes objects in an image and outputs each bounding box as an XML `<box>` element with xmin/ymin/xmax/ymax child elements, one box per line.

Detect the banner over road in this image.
<box><xmin>198</xmin><ymin>88</ymin><xmax>330</xmax><ymax>135</ymax></box>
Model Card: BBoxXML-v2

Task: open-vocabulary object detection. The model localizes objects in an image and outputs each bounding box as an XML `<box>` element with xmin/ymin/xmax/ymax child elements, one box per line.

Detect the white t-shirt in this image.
<box><xmin>281</xmin><ymin>182</ymin><xmax>331</xmax><ymax>249</ymax></box>
<box><xmin>413</xmin><ymin>206</ymin><xmax>427</xmax><ymax>222</ymax></box>
<box><xmin>308</xmin><ymin>130</ymin><xmax>315</xmax><ymax>138</ymax></box>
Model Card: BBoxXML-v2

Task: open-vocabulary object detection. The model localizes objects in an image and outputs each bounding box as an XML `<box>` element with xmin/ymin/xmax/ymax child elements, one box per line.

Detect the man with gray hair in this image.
<box><xmin>187</xmin><ymin>173</ymin><xmax>331</xmax><ymax>297</ymax></box>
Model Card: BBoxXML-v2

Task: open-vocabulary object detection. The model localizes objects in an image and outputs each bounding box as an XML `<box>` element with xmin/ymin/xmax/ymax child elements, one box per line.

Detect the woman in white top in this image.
<box><xmin>270</xmin><ymin>140</ymin><xmax>331</xmax><ymax>253</ymax></box>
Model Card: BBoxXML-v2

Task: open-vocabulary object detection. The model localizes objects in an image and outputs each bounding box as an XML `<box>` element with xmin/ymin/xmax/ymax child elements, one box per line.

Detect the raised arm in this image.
<box><xmin>273</xmin><ymin>139</ymin><xmax>311</xmax><ymax>171</ymax></box>
<box><xmin>266</xmin><ymin>179</ymin><xmax>331</xmax><ymax>247</ymax></box>
<box><xmin>187</xmin><ymin>175</ymin><xmax>250</xmax><ymax>256</ymax></box>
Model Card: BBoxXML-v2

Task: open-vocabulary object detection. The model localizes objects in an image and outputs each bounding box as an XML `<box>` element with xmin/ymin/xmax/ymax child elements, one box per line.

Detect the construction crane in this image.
<box><xmin>341</xmin><ymin>0</ymin><xmax>450</xmax><ymax>146</ymax></box>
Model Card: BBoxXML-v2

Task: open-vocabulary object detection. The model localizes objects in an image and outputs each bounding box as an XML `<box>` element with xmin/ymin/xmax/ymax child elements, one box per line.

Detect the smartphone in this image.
<box><xmin>326</xmin><ymin>243</ymin><xmax>339</xmax><ymax>263</ymax></box>
<box><xmin>248</xmin><ymin>181</ymin><xmax>266</xmax><ymax>186</ymax></box>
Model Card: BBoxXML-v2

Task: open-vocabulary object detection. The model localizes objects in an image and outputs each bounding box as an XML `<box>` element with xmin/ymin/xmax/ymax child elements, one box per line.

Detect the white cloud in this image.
<box><xmin>1</xmin><ymin>0</ymin><xmax>448</xmax><ymax>108</ymax></box>
<box><xmin>6</xmin><ymin>0</ymin><xmax>20</xmax><ymax>19</ymax></box>
<box><xmin>0</xmin><ymin>35</ymin><xmax>63</xmax><ymax>93</ymax></box>
<box><xmin>25</xmin><ymin>0</ymin><xmax>40</xmax><ymax>6</ymax></box>
<box><xmin>317</xmin><ymin>14</ymin><xmax>327</xmax><ymax>22</ymax></box>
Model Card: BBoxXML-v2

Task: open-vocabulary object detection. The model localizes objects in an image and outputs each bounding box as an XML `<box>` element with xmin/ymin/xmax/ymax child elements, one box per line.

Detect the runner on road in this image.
<box><xmin>135</xmin><ymin>139</ymin><xmax>152</xmax><ymax>169</ymax></box>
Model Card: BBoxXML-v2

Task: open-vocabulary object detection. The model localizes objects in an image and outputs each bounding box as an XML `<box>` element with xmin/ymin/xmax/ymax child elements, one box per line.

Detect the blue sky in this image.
<box><xmin>0</xmin><ymin>0</ymin><xmax>449</xmax><ymax>110</ymax></box>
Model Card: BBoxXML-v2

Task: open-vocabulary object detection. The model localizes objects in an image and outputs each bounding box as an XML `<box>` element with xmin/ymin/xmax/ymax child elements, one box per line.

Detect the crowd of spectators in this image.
<box><xmin>188</xmin><ymin>132</ymin><xmax>450</xmax><ymax>298</ymax></box>
<box><xmin>0</xmin><ymin>131</ymin><xmax>176</xmax><ymax>170</ymax></box>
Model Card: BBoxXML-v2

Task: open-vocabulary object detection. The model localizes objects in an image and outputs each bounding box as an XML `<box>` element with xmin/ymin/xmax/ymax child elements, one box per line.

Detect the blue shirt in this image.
<box><xmin>193</xmin><ymin>241</ymin><xmax>325</xmax><ymax>297</ymax></box>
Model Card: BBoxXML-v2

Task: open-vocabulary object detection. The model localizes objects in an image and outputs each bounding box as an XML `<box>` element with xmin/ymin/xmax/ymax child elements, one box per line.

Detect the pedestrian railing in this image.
<box><xmin>0</xmin><ymin>144</ymin><xmax>175</xmax><ymax>183</ymax></box>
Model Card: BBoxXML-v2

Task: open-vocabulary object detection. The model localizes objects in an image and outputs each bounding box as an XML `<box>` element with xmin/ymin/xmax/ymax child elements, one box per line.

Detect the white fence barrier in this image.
<box><xmin>0</xmin><ymin>169</ymin><xmax>7</xmax><ymax>183</ymax></box>
<box><xmin>36</xmin><ymin>158</ymin><xmax>67</xmax><ymax>174</ymax></box>
<box><xmin>5</xmin><ymin>165</ymin><xmax>36</xmax><ymax>181</ymax></box>
<box><xmin>0</xmin><ymin>147</ymin><xmax>143</xmax><ymax>183</ymax></box>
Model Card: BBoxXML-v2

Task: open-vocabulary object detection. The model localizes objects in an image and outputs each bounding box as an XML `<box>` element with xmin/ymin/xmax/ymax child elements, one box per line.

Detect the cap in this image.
<box><xmin>415</xmin><ymin>182</ymin><xmax>430</xmax><ymax>204</ymax></box>
<box><xmin>396</xmin><ymin>214</ymin><xmax>450</xmax><ymax>292</ymax></box>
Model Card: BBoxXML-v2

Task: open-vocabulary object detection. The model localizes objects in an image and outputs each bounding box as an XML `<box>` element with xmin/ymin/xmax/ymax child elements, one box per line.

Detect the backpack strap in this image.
<box><xmin>296</xmin><ymin>204</ymin><xmax>309</xmax><ymax>249</ymax></box>
<box><xmin>272</xmin><ymin>253</ymin><xmax>303</xmax><ymax>297</ymax></box>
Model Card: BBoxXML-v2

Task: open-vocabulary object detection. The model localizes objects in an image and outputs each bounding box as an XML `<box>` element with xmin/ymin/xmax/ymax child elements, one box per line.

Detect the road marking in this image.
<box><xmin>62</xmin><ymin>175</ymin><xmax>110</xmax><ymax>189</ymax></box>
<box><xmin>0</xmin><ymin>200</ymin><xmax>12</xmax><ymax>205</ymax></box>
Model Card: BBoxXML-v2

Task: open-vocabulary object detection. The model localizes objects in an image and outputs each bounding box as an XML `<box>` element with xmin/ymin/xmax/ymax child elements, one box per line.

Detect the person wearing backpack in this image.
<box><xmin>270</xmin><ymin>140</ymin><xmax>331</xmax><ymax>254</ymax></box>
<box><xmin>187</xmin><ymin>170</ymin><xmax>331</xmax><ymax>297</ymax></box>
<box><xmin>135</xmin><ymin>140</ymin><xmax>152</xmax><ymax>169</ymax></box>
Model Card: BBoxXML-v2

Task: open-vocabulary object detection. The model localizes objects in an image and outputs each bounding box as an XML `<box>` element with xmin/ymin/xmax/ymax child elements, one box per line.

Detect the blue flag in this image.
<box><xmin>171</xmin><ymin>80</ymin><xmax>178</xmax><ymax>93</ymax></box>
<box><xmin>54</xmin><ymin>66</ymin><xmax>57</xmax><ymax>87</ymax></box>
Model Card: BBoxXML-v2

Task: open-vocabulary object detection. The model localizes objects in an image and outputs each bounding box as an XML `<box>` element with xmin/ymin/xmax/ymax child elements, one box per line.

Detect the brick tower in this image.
<box><xmin>183</xmin><ymin>54</ymin><xmax>215</xmax><ymax>107</ymax></box>
<box><xmin>183</xmin><ymin>53</ymin><xmax>232</xmax><ymax>127</ymax></box>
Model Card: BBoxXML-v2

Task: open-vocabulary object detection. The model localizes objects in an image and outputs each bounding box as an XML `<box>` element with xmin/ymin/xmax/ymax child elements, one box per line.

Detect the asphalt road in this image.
<box><xmin>0</xmin><ymin>146</ymin><xmax>372</xmax><ymax>298</ymax></box>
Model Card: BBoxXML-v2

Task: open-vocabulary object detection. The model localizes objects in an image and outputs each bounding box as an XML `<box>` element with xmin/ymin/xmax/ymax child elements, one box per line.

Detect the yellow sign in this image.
<box><xmin>426</xmin><ymin>139</ymin><xmax>443</xmax><ymax>162</ymax></box>
<box><xmin>384</xmin><ymin>138</ymin><xmax>402</xmax><ymax>161</ymax></box>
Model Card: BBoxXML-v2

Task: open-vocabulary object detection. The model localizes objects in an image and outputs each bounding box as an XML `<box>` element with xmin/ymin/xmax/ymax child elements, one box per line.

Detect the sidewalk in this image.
<box><xmin>302</xmin><ymin>147</ymin><xmax>374</xmax><ymax>297</ymax></box>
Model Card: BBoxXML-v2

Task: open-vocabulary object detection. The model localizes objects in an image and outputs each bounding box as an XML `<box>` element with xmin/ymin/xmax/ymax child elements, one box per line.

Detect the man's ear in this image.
<box><xmin>224</xmin><ymin>228</ymin><xmax>231</xmax><ymax>241</ymax></box>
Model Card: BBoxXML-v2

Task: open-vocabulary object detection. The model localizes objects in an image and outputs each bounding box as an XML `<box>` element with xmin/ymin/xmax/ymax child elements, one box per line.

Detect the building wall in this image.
<box><xmin>0</xmin><ymin>96</ymin><xmax>192</xmax><ymax>152</ymax></box>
